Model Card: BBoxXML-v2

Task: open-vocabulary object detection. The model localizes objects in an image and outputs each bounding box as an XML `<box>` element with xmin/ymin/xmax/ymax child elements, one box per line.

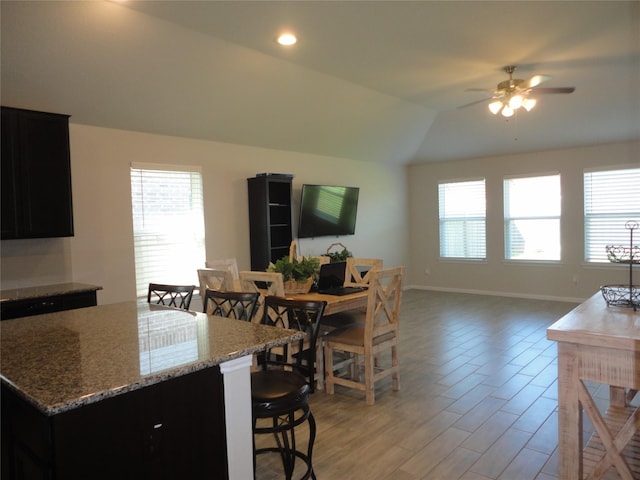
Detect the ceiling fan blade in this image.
<box><xmin>457</xmin><ymin>97</ymin><xmax>493</xmax><ymax>109</ymax></box>
<box><xmin>530</xmin><ymin>87</ymin><xmax>576</xmax><ymax>94</ymax></box>
<box><xmin>465</xmin><ymin>87</ymin><xmax>494</xmax><ymax>92</ymax></box>
<box><xmin>520</xmin><ymin>74</ymin><xmax>552</xmax><ymax>89</ymax></box>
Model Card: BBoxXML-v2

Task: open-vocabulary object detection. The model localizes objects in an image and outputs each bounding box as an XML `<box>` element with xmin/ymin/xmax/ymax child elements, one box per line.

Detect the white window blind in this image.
<box><xmin>438</xmin><ymin>179</ymin><xmax>486</xmax><ymax>259</ymax></box>
<box><xmin>130</xmin><ymin>165</ymin><xmax>206</xmax><ymax>298</ymax></box>
<box><xmin>584</xmin><ymin>167</ymin><xmax>640</xmax><ymax>263</ymax></box>
<box><xmin>504</xmin><ymin>174</ymin><xmax>561</xmax><ymax>261</ymax></box>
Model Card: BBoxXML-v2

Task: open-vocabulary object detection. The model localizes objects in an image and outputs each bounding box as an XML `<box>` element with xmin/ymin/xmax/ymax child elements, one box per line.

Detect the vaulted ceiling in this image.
<box><xmin>1</xmin><ymin>1</ymin><xmax>638</xmax><ymax>165</ymax></box>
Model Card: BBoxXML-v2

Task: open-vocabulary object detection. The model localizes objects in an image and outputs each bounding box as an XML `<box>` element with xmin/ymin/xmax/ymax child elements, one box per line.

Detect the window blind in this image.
<box><xmin>504</xmin><ymin>174</ymin><xmax>561</xmax><ymax>261</ymax></box>
<box><xmin>438</xmin><ymin>179</ymin><xmax>486</xmax><ymax>259</ymax></box>
<box><xmin>584</xmin><ymin>167</ymin><xmax>640</xmax><ymax>263</ymax></box>
<box><xmin>130</xmin><ymin>166</ymin><xmax>206</xmax><ymax>298</ymax></box>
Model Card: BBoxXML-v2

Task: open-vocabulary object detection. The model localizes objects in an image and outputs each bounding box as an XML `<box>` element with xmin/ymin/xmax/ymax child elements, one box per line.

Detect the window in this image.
<box><xmin>130</xmin><ymin>164</ymin><xmax>206</xmax><ymax>297</ymax></box>
<box><xmin>504</xmin><ymin>174</ymin><xmax>561</xmax><ymax>261</ymax></box>
<box><xmin>584</xmin><ymin>167</ymin><xmax>640</xmax><ymax>263</ymax></box>
<box><xmin>438</xmin><ymin>179</ymin><xmax>486</xmax><ymax>259</ymax></box>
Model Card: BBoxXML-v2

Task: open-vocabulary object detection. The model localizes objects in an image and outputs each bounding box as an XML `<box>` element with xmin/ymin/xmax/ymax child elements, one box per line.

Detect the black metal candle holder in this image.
<box><xmin>600</xmin><ymin>221</ymin><xmax>639</xmax><ymax>311</ymax></box>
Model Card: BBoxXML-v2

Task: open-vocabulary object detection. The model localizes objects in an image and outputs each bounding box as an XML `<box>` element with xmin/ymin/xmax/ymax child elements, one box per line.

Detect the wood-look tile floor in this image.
<box><xmin>254</xmin><ymin>289</ymin><xmax>630</xmax><ymax>480</ymax></box>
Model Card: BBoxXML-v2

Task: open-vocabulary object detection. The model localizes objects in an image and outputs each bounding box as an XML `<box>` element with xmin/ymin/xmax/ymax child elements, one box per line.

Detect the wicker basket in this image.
<box><xmin>283</xmin><ymin>240</ymin><xmax>314</xmax><ymax>294</ymax></box>
<box><xmin>283</xmin><ymin>277</ymin><xmax>314</xmax><ymax>295</ymax></box>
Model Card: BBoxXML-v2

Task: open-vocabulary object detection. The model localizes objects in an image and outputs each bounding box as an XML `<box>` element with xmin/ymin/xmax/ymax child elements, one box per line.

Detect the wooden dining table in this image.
<box><xmin>228</xmin><ymin>278</ymin><xmax>369</xmax><ymax>318</ymax></box>
<box><xmin>547</xmin><ymin>292</ymin><xmax>640</xmax><ymax>479</ymax></box>
<box><xmin>290</xmin><ymin>288</ymin><xmax>369</xmax><ymax>316</ymax></box>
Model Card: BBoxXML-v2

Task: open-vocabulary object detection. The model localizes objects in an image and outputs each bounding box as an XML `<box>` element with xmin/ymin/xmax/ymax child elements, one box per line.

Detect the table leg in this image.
<box><xmin>611</xmin><ymin>386</ymin><xmax>627</xmax><ymax>407</ymax></box>
<box><xmin>557</xmin><ymin>342</ymin><xmax>583</xmax><ymax>480</ymax></box>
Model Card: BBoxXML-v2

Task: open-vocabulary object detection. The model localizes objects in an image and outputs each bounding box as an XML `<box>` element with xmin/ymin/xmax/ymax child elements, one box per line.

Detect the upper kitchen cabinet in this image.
<box><xmin>1</xmin><ymin>107</ymin><xmax>74</xmax><ymax>239</ymax></box>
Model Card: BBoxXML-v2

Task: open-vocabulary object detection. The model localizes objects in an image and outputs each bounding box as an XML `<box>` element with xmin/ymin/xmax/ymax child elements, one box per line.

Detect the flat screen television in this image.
<box><xmin>298</xmin><ymin>184</ymin><xmax>359</xmax><ymax>238</ymax></box>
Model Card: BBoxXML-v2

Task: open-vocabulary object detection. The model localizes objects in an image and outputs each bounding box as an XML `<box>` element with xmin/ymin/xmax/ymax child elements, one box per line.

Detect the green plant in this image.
<box><xmin>325</xmin><ymin>247</ymin><xmax>352</xmax><ymax>263</ymax></box>
<box><xmin>267</xmin><ymin>255</ymin><xmax>321</xmax><ymax>282</ymax></box>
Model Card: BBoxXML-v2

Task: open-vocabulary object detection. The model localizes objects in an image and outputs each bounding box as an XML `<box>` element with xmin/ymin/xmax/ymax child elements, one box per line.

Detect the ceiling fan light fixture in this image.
<box><xmin>509</xmin><ymin>94</ymin><xmax>523</xmax><ymax>110</ymax></box>
<box><xmin>501</xmin><ymin>105</ymin><xmax>514</xmax><ymax>117</ymax></box>
<box><xmin>523</xmin><ymin>98</ymin><xmax>537</xmax><ymax>111</ymax></box>
<box><xmin>467</xmin><ymin>65</ymin><xmax>574</xmax><ymax>119</ymax></box>
<box><xmin>488</xmin><ymin>100</ymin><xmax>503</xmax><ymax>115</ymax></box>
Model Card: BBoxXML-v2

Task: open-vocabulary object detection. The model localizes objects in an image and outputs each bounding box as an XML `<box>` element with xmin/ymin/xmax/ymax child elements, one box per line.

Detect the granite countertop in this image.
<box><xmin>0</xmin><ymin>282</ymin><xmax>103</xmax><ymax>302</ymax></box>
<box><xmin>0</xmin><ymin>301</ymin><xmax>304</xmax><ymax>416</ymax></box>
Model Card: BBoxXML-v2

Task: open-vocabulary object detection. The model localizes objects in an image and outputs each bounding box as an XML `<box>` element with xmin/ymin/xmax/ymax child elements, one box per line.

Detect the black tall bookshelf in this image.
<box><xmin>247</xmin><ymin>175</ymin><xmax>294</xmax><ymax>271</ymax></box>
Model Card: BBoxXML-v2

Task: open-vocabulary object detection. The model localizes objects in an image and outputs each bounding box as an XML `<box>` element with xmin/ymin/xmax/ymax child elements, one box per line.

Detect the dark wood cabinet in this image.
<box><xmin>0</xmin><ymin>290</ymin><xmax>98</xmax><ymax>321</ymax></box>
<box><xmin>247</xmin><ymin>175</ymin><xmax>294</xmax><ymax>271</ymax></box>
<box><xmin>1</xmin><ymin>367</ymin><xmax>228</xmax><ymax>480</ymax></box>
<box><xmin>1</xmin><ymin>106</ymin><xmax>74</xmax><ymax>240</ymax></box>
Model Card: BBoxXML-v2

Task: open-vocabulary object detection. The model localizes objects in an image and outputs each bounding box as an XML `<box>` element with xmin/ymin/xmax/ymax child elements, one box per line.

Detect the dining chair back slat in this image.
<box><xmin>238</xmin><ymin>271</ymin><xmax>285</xmax><ymax>322</ymax></box>
<box><xmin>202</xmin><ymin>289</ymin><xmax>259</xmax><ymax>321</ymax></box>
<box><xmin>205</xmin><ymin>258</ymin><xmax>239</xmax><ymax>280</ymax></box>
<box><xmin>197</xmin><ymin>268</ymin><xmax>234</xmax><ymax>295</ymax></box>
<box><xmin>147</xmin><ymin>283</ymin><xmax>195</xmax><ymax>310</ymax></box>
<box><xmin>344</xmin><ymin>257</ymin><xmax>383</xmax><ymax>287</ymax></box>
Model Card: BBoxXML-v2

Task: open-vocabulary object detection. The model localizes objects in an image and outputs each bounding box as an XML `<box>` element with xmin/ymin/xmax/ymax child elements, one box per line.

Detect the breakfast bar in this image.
<box><xmin>0</xmin><ymin>301</ymin><xmax>304</xmax><ymax>480</ymax></box>
<box><xmin>547</xmin><ymin>292</ymin><xmax>640</xmax><ymax>479</ymax></box>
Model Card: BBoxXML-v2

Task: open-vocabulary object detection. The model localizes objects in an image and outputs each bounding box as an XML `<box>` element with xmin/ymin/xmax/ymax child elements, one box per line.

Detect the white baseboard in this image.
<box><xmin>405</xmin><ymin>284</ymin><xmax>586</xmax><ymax>304</ymax></box>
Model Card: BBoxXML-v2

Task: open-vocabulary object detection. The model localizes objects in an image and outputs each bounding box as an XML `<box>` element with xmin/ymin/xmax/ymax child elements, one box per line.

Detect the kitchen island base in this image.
<box><xmin>2</xmin><ymin>367</ymin><xmax>227</xmax><ymax>480</ymax></box>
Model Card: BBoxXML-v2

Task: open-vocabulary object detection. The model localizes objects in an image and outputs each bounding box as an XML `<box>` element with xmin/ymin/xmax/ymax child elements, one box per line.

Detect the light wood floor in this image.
<box><xmin>254</xmin><ymin>289</ymin><xmax>631</xmax><ymax>480</ymax></box>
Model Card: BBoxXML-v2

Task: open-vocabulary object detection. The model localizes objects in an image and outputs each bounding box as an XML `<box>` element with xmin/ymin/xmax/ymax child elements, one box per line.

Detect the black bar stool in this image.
<box><xmin>252</xmin><ymin>296</ymin><xmax>326</xmax><ymax>480</ymax></box>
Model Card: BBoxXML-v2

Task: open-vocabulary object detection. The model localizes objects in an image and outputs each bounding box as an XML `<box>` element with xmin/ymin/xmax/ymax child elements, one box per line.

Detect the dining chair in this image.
<box><xmin>205</xmin><ymin>257</ymin><xmax>239</xmax><ymax>280</ymax></box>
<box><xmin>252</xmin><ymin>296</ymin><xmax>326</xmax><ymax>480</ymax></box>
<box><xmin>321</xmin><ymin>258</ymin><xmax>382</xmax><ymax>329</ymax></box>
<box><xmin>147</xmin><ymin>283</ymin><xmax>195</xmax><ymax>310</ymax></box>
<box><xmin>344</xmin><ymin>257</ymin><xmax>382</xmax><ymax>287</ymax></box>
<box><xmin>202</xmin><ymin>289</ymin><xmax>259</xmax><ymax>321</ymax></box>
<box><xmin>323</xmin><ymin>266</ymin><xmax>403</xmax><ymax>405</ymax></box>
<box><xmin>197</xmin><ymin>268</ymin><xmax>234</xmax><ymax>296</ymax></box>
<box><xmin>238</xmin><ymin>271</ymin><xmax>285</xmax><ymax>322</ymax></box>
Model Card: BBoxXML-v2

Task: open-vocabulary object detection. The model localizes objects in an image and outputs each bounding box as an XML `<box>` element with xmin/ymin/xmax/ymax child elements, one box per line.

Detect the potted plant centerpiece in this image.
<box><xmin>267</xmin><ymin>241</ymin><xmax>321</xmax><ymax>294</ymax></box>
<box><xmin>324</xmin><ymin>242</ymin><xmax>352</xmax><ymax>263</ymax></box>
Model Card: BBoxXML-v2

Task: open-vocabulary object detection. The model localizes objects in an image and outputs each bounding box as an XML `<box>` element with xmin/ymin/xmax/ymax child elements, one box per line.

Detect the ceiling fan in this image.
<box><xmin>462</xmin><ymin>65</ymin><xmax>575</xmax><ymax>117</ymax></box>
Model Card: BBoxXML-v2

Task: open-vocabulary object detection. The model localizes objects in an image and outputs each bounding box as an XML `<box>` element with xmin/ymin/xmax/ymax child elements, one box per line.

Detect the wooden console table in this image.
<box><xmin>547</xmin><ymin>292</ymin><xmax>640</xmax><ymax>479</ymax></box>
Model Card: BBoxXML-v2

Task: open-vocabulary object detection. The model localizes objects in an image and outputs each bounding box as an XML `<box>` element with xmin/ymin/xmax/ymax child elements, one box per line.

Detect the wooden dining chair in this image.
<box><xmin>205</xmin><ymin>257</ymin><xmax>239</xmax><ymax>280</ymax></box>
<box><xmin>323</xmin><ymin>266</ymin><xmax>403</xmax><ymax>405</ymax></box>
<box><xmin>197</xmin><ymin>268</ymin><xmax>234</xmax><ymax>296</ymax></box>
<box><xmin>322</xmin><ymin>258</ymin><xmax>382</xmax><ymax>329</ymax></box>
<box><xmin>238</xmin><ymin>271</ymin><xmax>285</xmax><ymax>322</ymax></box>
<box><xmin>147</xmin><ymin>283</ymin><xmax>196</xmax><ymax>310</ymax></box>
<box><xmin>344</xmin><ymin>257</ymin><xmax>382</xmax><ymax>287</ymax></box>
<box><xmin>202</xmin><ymin>289</ymin><xmax>259</xmax><ymax>321</ymax></box>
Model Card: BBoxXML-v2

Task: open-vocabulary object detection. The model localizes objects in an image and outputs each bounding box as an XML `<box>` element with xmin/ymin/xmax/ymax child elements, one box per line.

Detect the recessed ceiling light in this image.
<box><xmin>277</xmin><ymin>33</ymin><xmax>297</xmax><ymax>46</ymax></box>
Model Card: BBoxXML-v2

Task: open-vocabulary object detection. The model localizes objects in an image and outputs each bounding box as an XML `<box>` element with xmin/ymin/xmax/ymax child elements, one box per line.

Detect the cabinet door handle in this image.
<box><xmin>26</xmin><ymin>301</ymin><xmax>56</xmax><ymax>312</ymax></box>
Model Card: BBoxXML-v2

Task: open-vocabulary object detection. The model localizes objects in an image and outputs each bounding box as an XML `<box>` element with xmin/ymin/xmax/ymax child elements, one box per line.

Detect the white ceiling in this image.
<box><xmin>1</xmin><ymin>1</ymin><xmax>639</xmax><ymax>164</ymax></box>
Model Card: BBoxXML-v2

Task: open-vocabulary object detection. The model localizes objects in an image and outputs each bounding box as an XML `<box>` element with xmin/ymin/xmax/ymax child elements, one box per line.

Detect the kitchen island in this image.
<box><xmin>0</xmin><ymin>301</ymin><xmax>303</xmax><ymax>480</ymax></box>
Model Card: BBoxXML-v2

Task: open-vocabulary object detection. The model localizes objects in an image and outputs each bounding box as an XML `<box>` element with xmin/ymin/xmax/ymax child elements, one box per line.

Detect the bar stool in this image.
<box><xmin>252</xmin><ymin>296</ymin><xmax>326</xmax><ymax>480</ymax></box>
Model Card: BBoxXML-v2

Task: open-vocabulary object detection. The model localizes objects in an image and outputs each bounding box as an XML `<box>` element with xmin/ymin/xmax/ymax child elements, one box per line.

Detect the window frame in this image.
<box><xmin>503</xmin><ymin>173</ymin><xmax>562</xmax><ymax>262</ymax></box>
<box><xmin>584</xmin><ymin>166</ymin><xmax>640</xmax><ymax>264</ymax></box>
<box><xmin>438</xmin><ymin>178</ymin><xmax>487</xmax><ymax>261</ymax></box>
<box><xmin>130</xmin><ymin>162</ymin><xmax>206</xmax><ymax>298</ymax></box>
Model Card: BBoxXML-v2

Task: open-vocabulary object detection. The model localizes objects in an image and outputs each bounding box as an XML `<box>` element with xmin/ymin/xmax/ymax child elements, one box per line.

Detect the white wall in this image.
<box><xmin>0</xmin><ymin>124</ymin><xmax>408</xmax><ymax>304</ymax></box>
<box><xmin>407</xmin><ymin>140</ymin><xmax>640</xmax><ymax>302</ymax></box>
<box><xmin>3</xmin><ymin>127</ymin><xmax>637</xmax><ymax>304</ymax></box>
